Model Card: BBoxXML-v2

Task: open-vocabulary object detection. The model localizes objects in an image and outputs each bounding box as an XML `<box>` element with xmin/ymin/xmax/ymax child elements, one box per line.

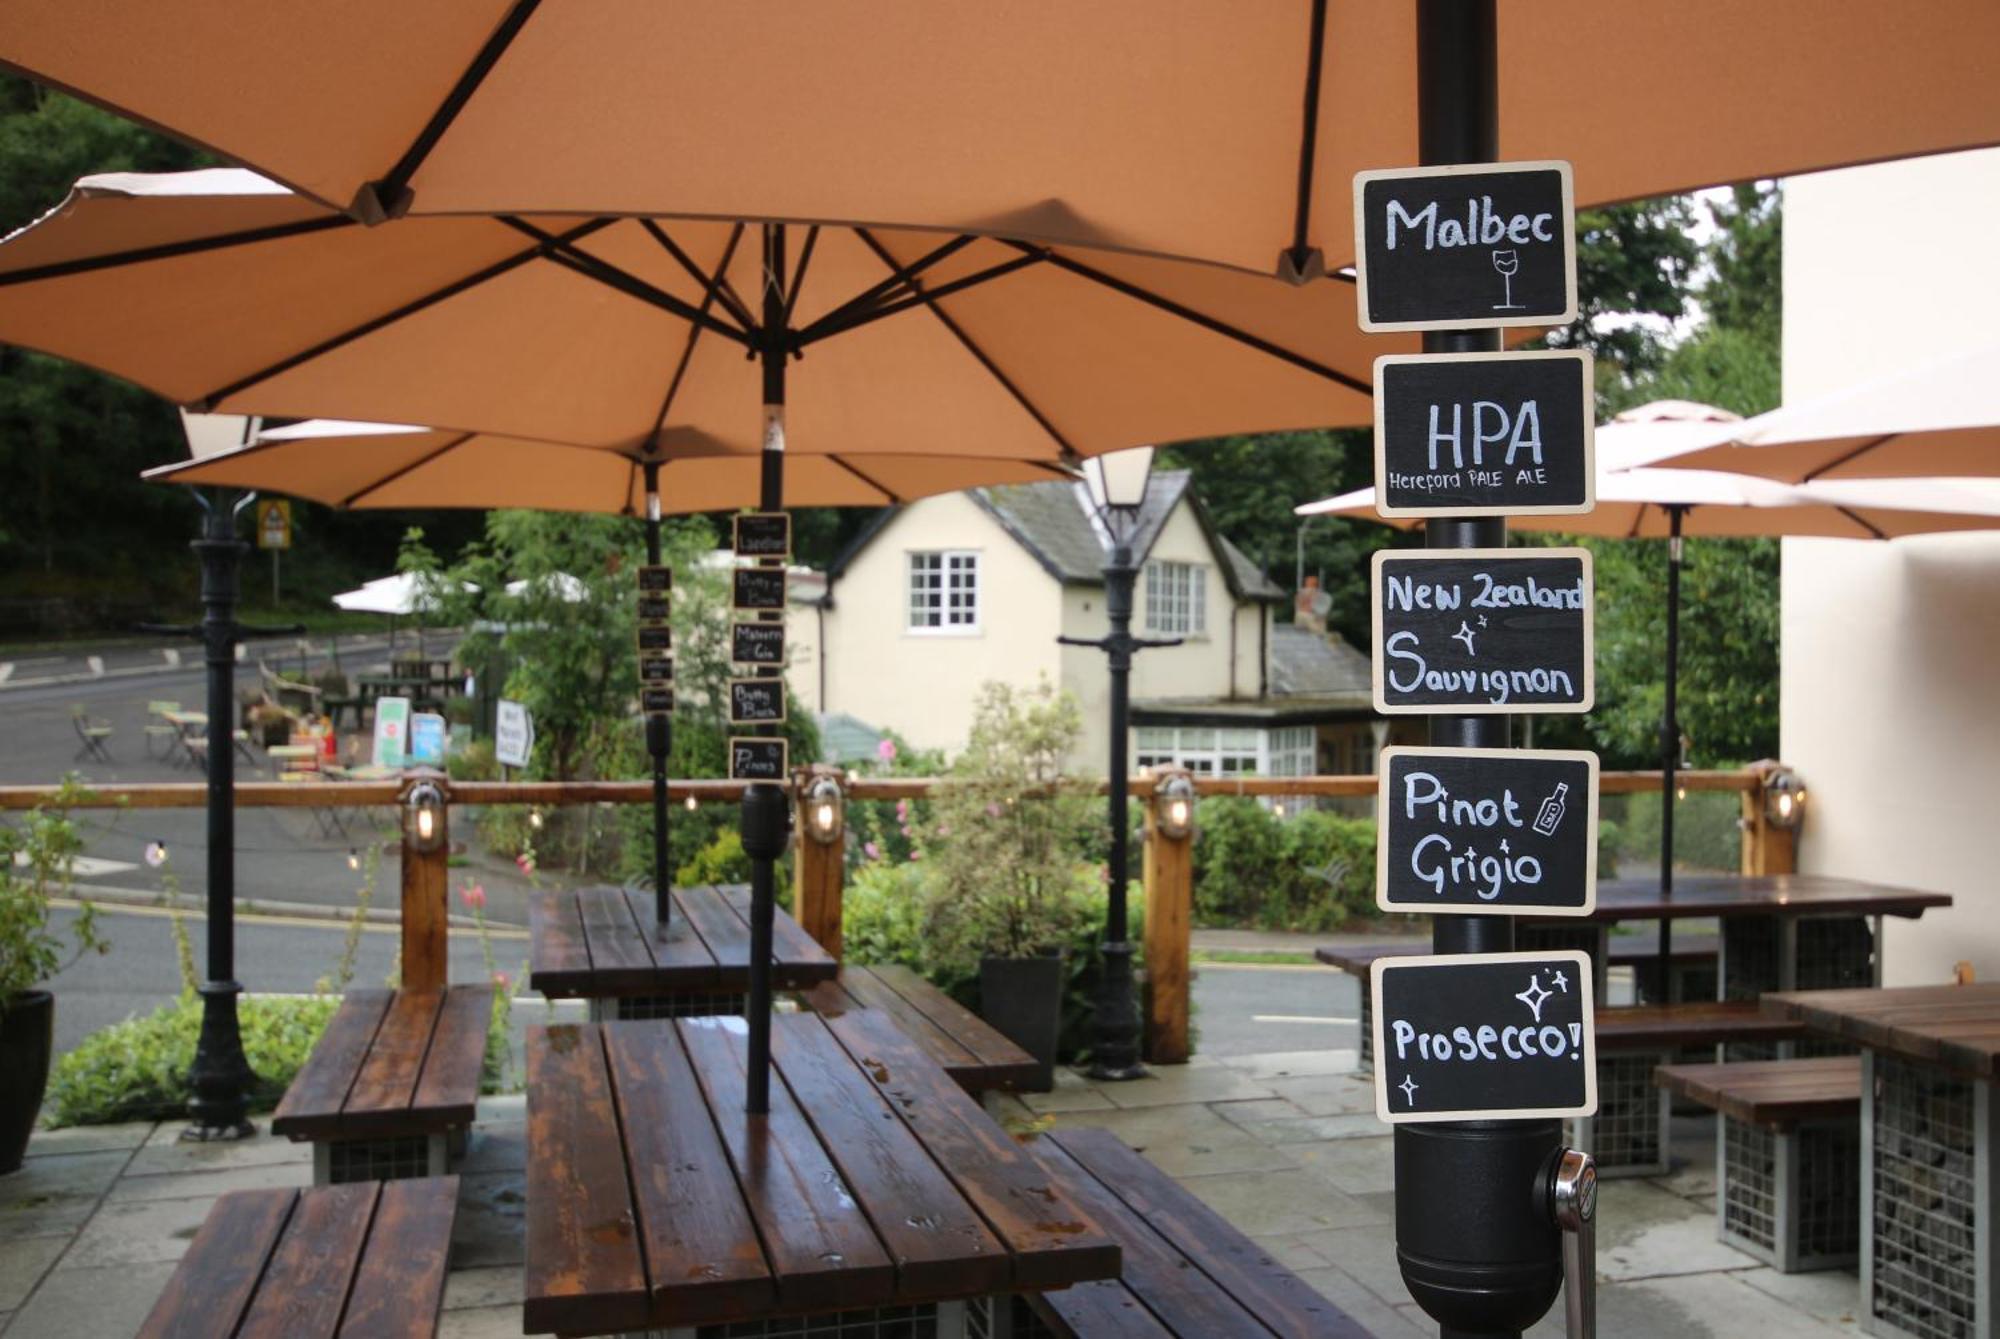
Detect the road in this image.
<box><xmin>1191</xmin><ymin>963</ymin><xmax>1361</xmax><ymax>1058</ymax></box>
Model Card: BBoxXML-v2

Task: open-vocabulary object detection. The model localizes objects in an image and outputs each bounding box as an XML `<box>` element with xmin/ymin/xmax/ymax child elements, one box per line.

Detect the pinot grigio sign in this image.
<box><xmin>1373</xmin><ymin>951</ymin><xmax>1597</xmax><ymax>1124</ymax></box>
<box><xmin>1353</xmin><ymin>161</ymin><xmax>1576</xmax><ymax>332</ymax></box>
<box><xmin>1374</xmin><ymin>351</ymin><xmax>1594</xmax><ymax>517</ymax></box>
<box><xmin>1371</xmin><ymin>549</ymin><xmax>1593</xmax><ymax>715</ymax></box>
<box><xmin>1376</xmin><ymin>747</ymin><xmax>1598</xmax><ymax>917</ymax></box>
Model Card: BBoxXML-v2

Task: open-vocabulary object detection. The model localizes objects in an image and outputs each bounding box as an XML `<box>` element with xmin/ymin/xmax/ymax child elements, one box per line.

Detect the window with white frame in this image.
<box><xmin>1134</xmin><ymin>723</ymin><xmax>1315</xmax><ymax>777</ymax></box>
<box><xmin>1144</xmin><ymin>560</ymin><xmax>1206</xmax><ymax>635</ymax></box>
<box><xmin>907</xmin><ymin>550</ymin><xmax>980</xmax><ymax>632</ymax></box>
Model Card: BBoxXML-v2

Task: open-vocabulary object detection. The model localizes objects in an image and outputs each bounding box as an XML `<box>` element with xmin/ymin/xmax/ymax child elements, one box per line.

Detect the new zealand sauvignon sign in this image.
<box><xmin>1353</xmin><ymin>161</ymin><xmax>1576</xmax><ymax>332</ymax></box>
<box><xmin>1371</xmin><ymin>549</ymin><xmax>1593</xmax><ymax>715</ymax></box>
<box><xmin>1374</xmin><ymin>351</ymin><xmax>1594</xmax><ymax>517</ymax></box>
<box><xmin>1376</xmin><ymin>747</ymin><xmax>1598</xmax><ymax>917</ymax></box>
<box><xmin>1373</xmin><ymin>951</ymin><xmax>1597</xmax><ymax>1124</ymax></box>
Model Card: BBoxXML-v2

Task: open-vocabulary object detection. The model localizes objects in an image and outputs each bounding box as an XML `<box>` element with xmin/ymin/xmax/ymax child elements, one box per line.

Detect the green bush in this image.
<box><xmin>677</xmin><ymin>825</ymin><xmax>751</xmax><ymax>887</ymax></box>
<box><xmin>1190</xmin><ymin>797</ymin><xmax>1376</xmax><ymax>932</ymax></box>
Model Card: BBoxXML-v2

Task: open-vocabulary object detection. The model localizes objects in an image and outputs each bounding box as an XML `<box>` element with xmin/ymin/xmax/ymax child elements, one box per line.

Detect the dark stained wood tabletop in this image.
<box><xmin>1587</xmin><ymin>873</ymin><xmax>1952</xmax><ymax>923</ymax></box>
<box><xmin>523</xmin><ymin>1013</ymin><xmax>1120</xmax><ymax>1335</ymax></box>
<box><xmin>271</xmin><ymin>985</ymin><xmax>494</xmax><ymax>1141</ymax></box>
<box><xmin>1765</xmin><ymin>982</ymin><xmax>2000</xmax><ymax>1079</ymax></box>
<box><xmin>528</xmin><ymin>884</ymin><xmax>837</xmax><ymax>998</ymax></box>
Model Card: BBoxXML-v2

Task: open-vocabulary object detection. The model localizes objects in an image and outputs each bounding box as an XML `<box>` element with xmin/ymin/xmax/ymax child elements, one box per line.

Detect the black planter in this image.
<box><xmin>979</xmin><ymin>949</ymin><xmax>1066</xmax><ymax>1092</ymax></box>
<box><xmin>1</xmin><ymin>990</ymin><xmax>54</xmax><ymax>1174</ymax></box>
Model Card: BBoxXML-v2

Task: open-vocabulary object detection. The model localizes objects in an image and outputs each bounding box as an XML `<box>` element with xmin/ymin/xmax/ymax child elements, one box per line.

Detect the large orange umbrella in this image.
<box><xmin>1</xmin><ymin>3</ymin><xmax>1994</xmax><ymax>278</ymax></box>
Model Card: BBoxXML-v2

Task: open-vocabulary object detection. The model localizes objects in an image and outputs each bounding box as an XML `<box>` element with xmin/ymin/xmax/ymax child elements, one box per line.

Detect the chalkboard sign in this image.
<box><xmin>729</xmin><ymin>678</ymin><xmax>787</xmax><ymax>726</ymax></box>
<box><xmin>733</xmin><ymin>513</ymin><xmax>791</xmax><ymax>559</ymax></box>
<box><xmin>1373</xmin><ymin>951</ymin><xmax>1596</xmax><ymax>1124</ymax></box>
<box><xmin>636</xmin><ymin>565</ymin><xmax>672</xmax><ymax>594</ymax></box>
<box><xmin>731</xmin><ymin>622</ymin><xmax>786</xmax><ymax>667</ymax></box>
<box><xmin>636</xmin><ymin>594</ymin><xmax>672</xmax><ymax>625</ymax></box>
<box><xmin>638</xmin><ymin>654</ymin><xmax>674</xmax><ymax>684</ymax></box>
<box><xmin>1353</xmin><ymin>161</ymin><xmax>1576</xmax><ymax>332</ymax></box>
<box><xmin>1376</xmin><ymin>747</ymin><xmax>1598</xmax><ymax>917</ymax></box>
<box><xmin>732</xmin><ymin>566</ymin><xmax>788</xmax><ymax>612</ymax></box>
<box><xmin>1374</xmin><ymin>351</ymin><xmax>1594</xmax><ymax>517</ymax></box>
<box><xmin>1371</xmin><ymin>549</ymin><xmax>1592</xmax><ymax>715</ymax></box>
<box><xmin>636</xmin><ymin>625</ymin><xmax>673</xmax><ymax>653</ymax></box>
<box><xmin>641</xmin><ymin>685</ymin><xmax>675</xmax><ymax>715</ymax></box>
<box><xmin>728</xmin><ymin>736</ymin><xmax>789</xmax><ymax>782</ymax></box>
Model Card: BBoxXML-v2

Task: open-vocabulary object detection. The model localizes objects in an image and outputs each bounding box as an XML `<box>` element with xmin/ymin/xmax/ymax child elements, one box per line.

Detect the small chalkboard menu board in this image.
<box><xmin>733</xmin><ymin>513</ymin><xmax>791</xmax><ymax>559</ymax></box>
<box><xmin>1377</xmin><ymin>747</ymin><xmax>1598</xmax><ymax>917</ymax></box>
<box><xmin>1371</xmin><ymin>549</ymin><xmax>1592</xmax><ymax>715</ymax></box>
<box><xmin>728</xmin><ymin>736</ymin><xmax>789</xmax><ymax>782</ymax></box>
<box><xmin>638</xmin><ymin>655</ymin><xmax>674</xmax><ymax>684</ymax></box>
<box><xmin>731</xmin><ymin>621</ymin><xmax>786</xmax><ymax>667</ymax></box>
<box><xmin>636</xmin><ymin>594</ymin><xmax>671</xmax><ymax>626</ymax></box>
<box><xmin>1373</xmin><ymin>951</ymin><xmax>1596</xmax><ymax>1124</ymax></box>
<box><xmin>641</xmin><ymin>685</ymin><xmax>675</xmax><ymax>715</ymax></box>
<box><xmin>728</xmin><ymin>678</ymin><xmax>787</xmax><ymax>726</ymax></box>
<box><xmin>636</xmin><ymin>625</ymin><xmax>672</xmax><ymax>654</ymax></box>
<box><xmin>1374</xmin><ymin>351</ymin><xmax>1594</xmax><ymax>517</ymax></box>
<box><xmin>732</xmin><ymin>566</ymin><xmax>787</xmax><ymax>613</ymax></box>
<box><xmin>636</xmin><ymin>565</ymin><xmax>672</xmax><ymax>594</ymax></box>
<box><xmin>1353</xmin><ymin>161</ymin><xmax>1576</xmax><ymax>332</ymax></box>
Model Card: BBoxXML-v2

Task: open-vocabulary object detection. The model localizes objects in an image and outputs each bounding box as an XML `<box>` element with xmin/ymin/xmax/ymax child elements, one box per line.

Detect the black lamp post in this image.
<box><xmin>1062</xmin><ymin>446</ymin><xmax>1179</xmax><ymax>1081</ymax></box>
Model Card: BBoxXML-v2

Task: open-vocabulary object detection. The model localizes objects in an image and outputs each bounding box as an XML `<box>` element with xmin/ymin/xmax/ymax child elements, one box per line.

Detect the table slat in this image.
<box><xmin>342</xmin><ymin>990</ymin><xmax>445</xmax><ymax>1132</ymax></box>
<box><xmin>599</xmin><ymin>1022</ymin><xmax>775</xmax><ymax>1327</ymax></box>
<box><xmin>136</xmin><ymin>1187</ymin><xmax>296</xmax><ymax>1339</ymax></box>
<box><xmin>524</xmin><ymin>1025</ymin><xmax>649</xmax><ymax>1336</ymax></box>
<box><xmin>868</xmin><ymin>964</ymin><xmax>1037</xmax><ymax>1076</ymax></box>
<box><xmin>678</xmin><ymin>885</ymin><xmax>755</xmax><ymax>975</ymax></box>
<box><xmin>1593</xmin><ymin>873</ymin><xmax>1951</xmax><ymax>921</ymax></box>
<box><xmin>411</xmin><ymin>985</ymin><xmax>494</xmax><ymax>1124</ymax></box>
<box><xmin>234</xmin><ymin>1181</ymin><xmax>378</xmax><ymax>1339</ymax></box>
<box><xmin>1769</xmin><ymin>983</ymin><xmax>2000</xmax><ymax>1078</ymax></box>
<box><xmin>272</xmin><ymin>990</ymin><xmax>393</xmax><ymax>1138</ymax></box>
<box><xmin>529</xmin><ymin>892</ymin><xmax>591</xmax><ymax>987</ymax></box>
<box><xmin>721</xmin><ymin>885</ymin><xmax>838</xmax><ymax>981</ymax></box>
<box><xmin>1654</xmin><ymin>1058</ymin><xmax>1862</xmax><ymax>1129</ymax></box>
<box><xmin>1033</xmin><ymin>1280</ymin><xmax>1178</xmax><ymax>1338</ymax></box>
<box><xmin>836</xmin><ymin>968</ymin><xmax>981</xmax><ymax>1072</ymax></box>
<box><xmin>576</xmin><ymin>887</ymin><xmax>663</xmax><ymax>990</ymax></box>
<box><xmin>338</xmin><ymin>1176</ymin><xmax>460</xmax><ymax>1338</ymax></box>
<box><xmin>622</xmin><ymin>885</ymin><xmax>720</xmax><ymax>982</ymax></box>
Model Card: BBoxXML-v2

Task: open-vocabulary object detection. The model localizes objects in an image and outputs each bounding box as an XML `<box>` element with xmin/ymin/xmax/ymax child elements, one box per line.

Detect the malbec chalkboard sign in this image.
<box><xmin>729</xmin><ymin>736</ymin><xmax>789</xmax><ymax>782</ymax></box>
<box><xmin>1373</xmin><ymin>951</ymin><xmax>1596</xmax><ymax>1124</ymax></box>
<box><xmin>729</xmin><ymin>678</ymin><xmax>787</xmax><ymax>726</ymax></box>
<box><xmin>1376</xmin><ymin>747</ymin><xmax>1599</xmax><ymax>917</ymax></box>
<box><xmin>731</xmin><ymin>622</ymin><xmax>785</xmax><ymax>667</ymax></box>
<box><xmin>1353</xmin><ymin>161</ymin><xmax>1576</xmax><ymax>332</ymax></box>
<box><xmin>1374</xmin><ymin>351</ymin><xmax>1595</xmax><ymax>517</ymax></box>
<box><xmin>1371</xmin><ymin>549</ymin><xmax>1592</xmax><ymax>715</ymax></box>
<box><xmin>641</xmin><ymin>685</ymin><xmax>675</xmax><ymax>715</ymax></box>
<box><xmin>638</xmin><ymin>654</ymin><xmax>674</xmax><ymax>684</ymax></box>
<box><xmin>733</xmin><ymin>513</ymin><xmax>791</xmax><ymax>559</ymax></box>
<box><xmin>732</xmin><ymin>566</ymin><xmax>788</xmax><ymax>612</ymax></box>
<box><xmin>636</xmin><ymin>565</ymin><xmax>672</xmax><ymax>594</ymax></box>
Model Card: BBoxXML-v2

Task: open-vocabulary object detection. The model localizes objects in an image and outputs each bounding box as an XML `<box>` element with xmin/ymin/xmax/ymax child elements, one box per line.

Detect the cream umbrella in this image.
<box><xmin>0</xmin><ymin>3</ymin><xmax>1995</xmax><ymax>279</ymax></box>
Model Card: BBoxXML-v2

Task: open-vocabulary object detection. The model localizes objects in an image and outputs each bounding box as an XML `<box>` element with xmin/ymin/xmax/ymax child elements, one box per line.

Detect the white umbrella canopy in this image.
<box><xmin>1657</xmin><ymin>341</ymin><xmax>2000</xmax><ymax>481</ymax></box>
<box><xmin>330</xmin><ymin>572</ymin><xmax>471</xmax><ymax>616</ymax></box>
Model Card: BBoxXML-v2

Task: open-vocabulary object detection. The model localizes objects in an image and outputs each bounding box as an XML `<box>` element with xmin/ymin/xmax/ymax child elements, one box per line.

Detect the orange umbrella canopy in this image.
<box><xmin>0</xmin><ymin>170</ymin><xmax>1381</xmax><ymax>466</ymax></box>
<box><xmin>2</xmin><ymin>2</ymin><xmax>1995</xmax><ymax>277</ymax></box>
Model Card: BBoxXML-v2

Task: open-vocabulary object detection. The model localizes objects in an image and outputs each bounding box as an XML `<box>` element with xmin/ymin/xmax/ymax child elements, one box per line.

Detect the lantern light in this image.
<box><xmin>1763</xmin><ymin>768</ymin><xmax>1807</xmax><ymax>831</ymax></box>
<box><xmin>805</xmin><ymin>774</ymin><xmax>846</xmax><ymax>845</ymax></box>
<box><xmin>1154</xmin><ymin>772</ymin><xmax>1195</xmax><ymax>840</ymax></box>
<box><xmin>404</xmin><ymin>777</ymin><xmax>447</xmax><ymax>852</ymax></box>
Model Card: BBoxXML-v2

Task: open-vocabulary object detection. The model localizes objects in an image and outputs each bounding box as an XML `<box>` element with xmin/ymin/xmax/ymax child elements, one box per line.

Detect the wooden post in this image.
<box><xmin>1142</xmin><ymin>771</ymin><xmax>1193</xmax><ymax>1064</ymax></box>
<box><xmin>400</xmin><ymin>771</ymin><xmax>450</xmax><ymax>993</ymax></box>
<box><xmin>1741</xmin><ymin>763</ymin><xmax>1800</xmax><ymax>877</ymax></box>
<box><xmin>793</xmin><ymin>765</ymin><xmax>845</xmax><ymax>959</ymax></box>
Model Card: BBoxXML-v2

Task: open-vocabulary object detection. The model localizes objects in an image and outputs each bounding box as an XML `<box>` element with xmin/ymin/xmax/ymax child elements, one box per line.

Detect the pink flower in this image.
<box><xmin>515</xmin><ymin>852</ymin><xmax>537</xmax><ymax>875</ymax></box>
<box><xmin>894</xmin><ymin>799</ymin><xmax>909</xmax><ymax>821</ymax></box>
<box><xmin>935</xmin><ymin>823</ymin><xmax>950</xmax><ymax>837</ymax></box>
<box><xmin>493</xmin><ymin>970</ymin><xmax>510</xmax><ymax>990</ymax></box>
<box><xmin>144</xmin><ymin>841</ymin><xmax>169</xmax><ymax>869</ymax></box>
<box><xmin>864</xmin><ymin>841</ymin><xmax>881</xmax><ymax>860</ymax></box>
<box><xmin>908</xmin><ymin>850</ymin><xmax>922</xmax><ymax>862</ymax></box>
<box><xmin>985</xmin><ymin>802</ymin><xmax>1003</xmax><ymax>819</ymax></box>
<box><xmin>460</xmin><ymin>882</ymin><xmax>487</xmax><ymax>910</ymax></box>
<box><xmin>876</xmin><ymin>738</ymin><xmax>897</xmax><ymax>762</ymax></box>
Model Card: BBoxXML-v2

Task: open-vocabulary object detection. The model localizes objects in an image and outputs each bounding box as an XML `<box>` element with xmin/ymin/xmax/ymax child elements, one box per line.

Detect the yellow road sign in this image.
<box><xmin>256</xmin><ymin>498</ymin><xmax>291</xmax><ymax>550</ymax></box>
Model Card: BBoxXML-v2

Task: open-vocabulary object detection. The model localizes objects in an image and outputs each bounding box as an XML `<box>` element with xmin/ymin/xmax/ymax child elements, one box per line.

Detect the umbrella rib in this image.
<box><xmin>362</xmin><ymin>0</ymin><xmax>545</xmax><ymax>218</ymax></box>
<box><xmin>1801</xmin><ymin>432</ymin><xmax>1900</xmax><ymax>482</ymax></box>
<box><xmin>851</xmin><ymin>228</ymin><xmax>1081</xmax><ymax>461</ymax></box>
<box><xmin>651</xmin><ymin>223</ymin><xmax>748</xmax><ymax>437</ymax></box>
<box><xmin>1285</xmin><ymin>0</ymin><xmax>1330</xmax><ymax>279</ymax></box>
<box><xmin>338</xmin><ymin>431</ymin><xmax>478</xmax><ymax>507</ymax></box>
<box><xmin>1003</xmin><ymin>241</ymin><xmax>1372</xmax><ymax>395</ymax></box>
<box><xmin>793</xmin><ymin>252</ymin><xmax>1044</xmax><ymax>347</ymax></box>
<box><xmin>781</xmin><ymin>226</ymin><xmax>821</xmax><ymax>328</ymax></box>
<box><xmin>641</xmin><ymin>220</ymin><xmax>759</xmax><ymax>334</ymax></box>
<box><xmin>0</xmin><ymin>215</ymin><xmax>352</xmax><ymax>289</ymax></box>
<box><xmin>1835</xmin><ymin>505</ymin><xmax>1889</xmax><ymax>540</ymax></box>
<box><xmin>796</xmin><ymin>234</ymin><xmax>979</xmax><ymax>342</ymax></box>
<box><xmin>193</xmin><ymin>217</ymin><xmax>616</xmax><ymax>408</ymax></box>
<box><xmin>827</xmin><ymin>455</ymin><xmax>901</xmax><ymax>505</ymax></box>
<box><xmin>501</xmin><ymin>217</ymin><xmax>752</xmax><ymax>346</ymax></box>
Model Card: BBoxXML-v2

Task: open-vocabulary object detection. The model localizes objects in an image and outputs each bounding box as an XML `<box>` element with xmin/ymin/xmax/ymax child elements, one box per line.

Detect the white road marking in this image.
<box><xmin>1253</xmin><ymin>1014</ymin><xmax>1357</xmax><ymax>1025</ymax></box>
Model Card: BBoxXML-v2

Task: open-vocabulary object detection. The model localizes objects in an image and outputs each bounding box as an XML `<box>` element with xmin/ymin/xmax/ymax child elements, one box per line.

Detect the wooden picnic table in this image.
<box><xmin>529</xmin><ymin>884</ymin><xmax>837</xmax><ymax>1016</ymax></box>
<box><xmin>1765</xmin><ymin>983</ymin><xmax>2000</xmax><ymax>1334</ymax></box>
<box><xmin>523</xmin><ymin>1012</ymin><xmax>1120</xmax><ymax>1336</ymax></box>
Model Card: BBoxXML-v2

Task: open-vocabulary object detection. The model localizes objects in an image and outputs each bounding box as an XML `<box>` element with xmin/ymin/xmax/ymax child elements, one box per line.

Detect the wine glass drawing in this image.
<box><xmin>1491</xmin><ymin>248</ymin><xmax>1523</xmax><ymax>310</ymax></box>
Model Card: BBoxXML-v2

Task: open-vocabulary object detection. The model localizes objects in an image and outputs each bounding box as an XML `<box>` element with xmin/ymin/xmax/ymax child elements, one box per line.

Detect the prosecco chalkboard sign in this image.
<box><xmin>1376</xmin><ymin>747</ymin><xmax>1598</xmax><ymax>917</ymax></box>
<box><xmin>1373</xmin><ymin>951</ymin><xmax>1597</xmax><ymax>1124</ymax></box>
<box><xmin>733</xmin><ymin>513</ymin><xmax>791</xmax><ymax>559</ymax></box>
<box><xmin>1353</xmin><ymin>161</ymin><xmax>1576</xmax><ymax>332</ymax></box>
<box><xmin>1374</xmin><ymin>351</ymin><xmax>1594</xmax><ymax>517</ymax></box>
<box><xmin>728</xmin><ymin>678</ymin><xmax>786</xmax><ymax>726</ymax></box>
<box><xmin>1371</xmin><ymin>549</ymin><xmax>1593</xmax><ymax>715</ymax></box>
<box><xmin>728</xmin><ymin>736</ymin><xmax>789</xmax><ymax>782</ymax></box>
<box><xmin>731</xmin><ymin>622</ymin><xmax>785</xmax><ymax>667</ymax></box>
<box><xmin>732</xmin><ymin>566</ymin><xmax>787</xmax><ymax>612</ymax></box>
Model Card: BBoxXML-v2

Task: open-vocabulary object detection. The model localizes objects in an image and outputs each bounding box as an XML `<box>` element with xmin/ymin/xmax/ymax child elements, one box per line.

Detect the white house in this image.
<box><xmin>784</xmin><ymin>470</ymin><xmax>1402</xmax><ymax>777</ymax></box>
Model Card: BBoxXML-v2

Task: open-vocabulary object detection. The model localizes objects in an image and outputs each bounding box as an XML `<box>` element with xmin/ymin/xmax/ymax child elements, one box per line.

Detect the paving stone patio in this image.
<box><xmin>0</xmin><ymin>1049</ymin><xmax>1865</xmax><ymax>1337</ymax></box>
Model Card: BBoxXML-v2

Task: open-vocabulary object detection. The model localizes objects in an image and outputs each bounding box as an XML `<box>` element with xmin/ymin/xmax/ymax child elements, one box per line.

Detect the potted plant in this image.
<box><xmin>1</xmin><ymin>784</ymin><xmax>106</xmax><ymax>1173</ymax></box>
<box><xmin>923</xmin><ymin>681</ymin><xmax>1101</xmax><ymax>1089</ymax></box>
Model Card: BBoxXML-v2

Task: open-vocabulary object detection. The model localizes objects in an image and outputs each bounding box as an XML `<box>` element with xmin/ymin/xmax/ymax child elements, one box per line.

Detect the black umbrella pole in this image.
<box><xmin>1657</xmin><ymin>505</ymin><xmax>1686</xmax><ymax>999</ymax></box>
<box><xmin>644</xmin><ymin>464</ymin><xmax>671</xmax><ymax>930</ymax></box>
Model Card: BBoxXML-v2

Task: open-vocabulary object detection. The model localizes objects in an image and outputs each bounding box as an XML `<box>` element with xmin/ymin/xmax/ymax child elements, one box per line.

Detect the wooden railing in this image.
<box><xmin>0</xmin><ymin>765</ymin><xmax>1799</xmax><ymax>1060</ymax></box>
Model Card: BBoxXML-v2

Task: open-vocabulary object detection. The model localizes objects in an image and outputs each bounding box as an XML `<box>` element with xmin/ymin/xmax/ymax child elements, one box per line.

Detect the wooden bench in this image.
<box><xmin>137</xmin><ymin>1176</ymin><xmax>458</xmax><ymax>1339</ymax></box>
<box><xmin>1656</xmin><ymin>1057</ymin><xmax>1863</xmax><ymax>1272</ymax></box>
<box><xmin>273</xmin><ymin>986</ymin><xmax>494</xmax><ymax>1185</ymax></box>
<box><xmin>1023</xmin><ymin>1127</ymin><xmax>1367</xmax><ymax>1338</ymax></box>
<box><xmin>799</xmin><ymin>964</ymin><xmax>1045</xmax><ymax>1094</ymax></box>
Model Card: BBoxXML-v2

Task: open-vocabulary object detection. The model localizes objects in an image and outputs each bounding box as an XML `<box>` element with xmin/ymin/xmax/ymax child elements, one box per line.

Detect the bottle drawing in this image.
<box><xmin>1533</xmin><ymin>782</ymin><xmax>1569</xmax><ymax>837</ymax></box>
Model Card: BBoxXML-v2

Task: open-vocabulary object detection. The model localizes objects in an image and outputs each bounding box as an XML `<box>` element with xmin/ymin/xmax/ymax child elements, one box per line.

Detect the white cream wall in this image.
<box><xmin>1781</xmin><ymin>148</ymin><xmax>2000</xmax><ymax>986</ymax></box>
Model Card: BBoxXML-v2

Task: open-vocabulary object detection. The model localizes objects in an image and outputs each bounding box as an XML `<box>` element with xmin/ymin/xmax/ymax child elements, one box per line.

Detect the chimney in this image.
<box><xmin>1295</xmin><ymin>575</ymin><xmax>1327</xmax><ymax>632</ymax></box>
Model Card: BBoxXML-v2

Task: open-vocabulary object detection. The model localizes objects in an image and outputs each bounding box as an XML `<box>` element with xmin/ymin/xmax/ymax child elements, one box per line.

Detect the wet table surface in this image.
<box><xmin>528</xmin><ymin>884</ymin><xmax>838</xmax><ymax>998</ymax></box>
<box><xmin>1586</xmin><ymin>873</ymin><xmax>1952</xmax><ymax>922</ymax></box>
<box><xmin>1765</xmin><ymin>982</ymin><xmax>2000</xmax><ymax>1079</ymax></box>
<box><xmin>523</xmin><ymin>1014</ymin><xmax>1121</xmax><ymax>1335</ymax></box>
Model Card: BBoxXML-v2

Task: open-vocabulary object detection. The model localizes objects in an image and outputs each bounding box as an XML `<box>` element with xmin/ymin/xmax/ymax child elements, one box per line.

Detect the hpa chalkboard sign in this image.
<box><xmin>732</xmin><ymin>566</ymin><xmax>788</xmax><ymax>612</ymax></box>
<box><xmin>729</xmin><ymin>678</ymin><xmax>787</xmax><ymax>726</ymax></box>
<box><xmin>1371</xmin><ymin>549</ymin><xmax>1592</xmax><ymax>715</ymax></box>
<box><xmin>728</xmin><ymin>736</ymin><xmax>789</xmax><ymax>782</ymax></box>
<box><xmin>1374</xmin><ymin>951</ymin><xmax>1596</xmax><ymax>1124</ymax></box>
<box><xmin>1377</xmin><ymin>747</ymin><xmax>1598</xmax><ymax>917</ymax></box>
<box><xmin>731</xmin><ymin>622</ymin><xmax>786</xmax><ymax>667</ymax></box>
<box><xmin>636</xmin><ymin>565</ymin><xmax>672</xmax><ymax>594</ymax></box>
<box><xmin>1375</xmin><ymin>351</ymin><xmax>1594</xmax><ymax>517</ymax></box>
<box><xmin>1353</xmin><ymin>161</ymin><xmax>1576</xmax><ymax>332</ymax></box>
<box><xmin>733</xmin><ymin>513</ymin><xmax>791</xmax><ymax>559</ymax></box>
